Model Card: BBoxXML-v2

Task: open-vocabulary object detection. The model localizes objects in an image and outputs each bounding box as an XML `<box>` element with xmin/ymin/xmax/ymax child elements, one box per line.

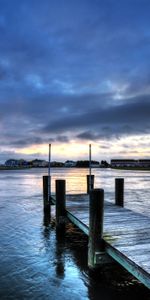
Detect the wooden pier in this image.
<box><xmin>65</xmin><ymin>194</ymin><xmax>150</xmax><ymax>289</ymax></box>
<box><xmin>43</xmin><ymin>176</ymin><xmax>150</xmax><ymax>289</ymax></box>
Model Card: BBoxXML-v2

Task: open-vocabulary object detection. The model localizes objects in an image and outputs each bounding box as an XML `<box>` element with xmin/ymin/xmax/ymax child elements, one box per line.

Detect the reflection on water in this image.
<box><xmin>0</xmin><ymin>168</ymin><xmax>150</xmax><ymax>299</ymax></box>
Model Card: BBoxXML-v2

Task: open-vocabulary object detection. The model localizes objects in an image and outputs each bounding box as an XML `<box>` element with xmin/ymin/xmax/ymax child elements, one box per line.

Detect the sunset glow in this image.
<box><xmin>11</xmin><ymin>134</ymin><xmax>150</xmax><ymax>163</ymax></box>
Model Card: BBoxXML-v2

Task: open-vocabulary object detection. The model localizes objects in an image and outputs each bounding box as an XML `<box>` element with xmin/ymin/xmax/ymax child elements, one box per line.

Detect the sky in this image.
<box><xmin>0</xmin><ymin>0</ymin><xmax>150</xmax><ymax>163</ymax></box>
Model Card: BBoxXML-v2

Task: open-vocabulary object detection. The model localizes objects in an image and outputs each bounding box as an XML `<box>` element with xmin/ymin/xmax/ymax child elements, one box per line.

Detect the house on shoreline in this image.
<box><xmin>5</xmin><ymin>159</ymin><xmax>29</xmax><ymax>167</ymax></box>
<box><xmin>4</xmin><ymin>159</ymin><xmax>48</xmax><ymax>168</ymax></box>
<box><xmin>31</xmin><ymin>159</ymin><xmax>48</xmax><ymax>167</ymax></box>
<box><xmin>64</xmin><ymin>160</ymin><xmax>77</xmax><ymax>167</ymax></box>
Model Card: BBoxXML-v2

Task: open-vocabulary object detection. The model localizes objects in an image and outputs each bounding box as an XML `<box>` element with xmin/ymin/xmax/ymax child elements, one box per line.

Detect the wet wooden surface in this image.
<box><xmin>52</xmin><ymin>193</ymin><xmax>150</xmax><ymax>288</ymax></box>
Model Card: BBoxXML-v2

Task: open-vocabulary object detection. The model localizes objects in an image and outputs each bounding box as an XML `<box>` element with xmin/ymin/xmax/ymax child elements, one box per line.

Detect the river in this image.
<box><xmin>0</xmin><ymin>167</ymin><xmax>150</xmax><ymax>299</ymax></box>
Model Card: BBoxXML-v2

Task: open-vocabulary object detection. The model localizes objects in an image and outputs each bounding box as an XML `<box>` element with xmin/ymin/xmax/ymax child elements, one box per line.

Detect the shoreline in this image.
<box><xmin>111</xmin><ymin>167</ymin><xmax>150</xmax><ymax>171</ymax></box>
<box><xmin>0</xmin><ymin>166</ymin><xmax>150</xmax><ymax>171</ymax></box>
<box><xmin>0</xmin><ymin>166</ymin><xmax>32</xmax><ymax>170</ymax></box>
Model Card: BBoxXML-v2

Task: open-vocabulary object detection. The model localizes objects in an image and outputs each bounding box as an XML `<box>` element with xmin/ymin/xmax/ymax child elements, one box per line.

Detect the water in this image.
<box><xmin>0</xmin><ymin>167</ymin><xmax>150</xmax><ymax>299</ymax></box>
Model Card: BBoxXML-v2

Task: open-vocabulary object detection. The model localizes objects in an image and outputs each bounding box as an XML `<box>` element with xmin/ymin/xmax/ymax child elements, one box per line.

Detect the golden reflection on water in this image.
<box><xmin>51</xmin><ymin>167</ymin><xmax>88</xmax><ymax>194</ymax></box>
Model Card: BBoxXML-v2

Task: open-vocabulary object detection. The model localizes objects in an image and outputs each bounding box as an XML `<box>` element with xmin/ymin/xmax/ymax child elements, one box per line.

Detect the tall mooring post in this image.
<box><xmin>115</xmin><ymin>178</ymin><xmax>124</xmax><ymax>207</ymax></box>
<box><xmin>55</xmin><ymin>180</ymin><xmax>66</xmax><ymax>230</ymax></box>
<box><xmin>87</xmin><ymin>175</ymin><xmax>94</xmax><ymax>194</ymax></box>
<box><xmin>88</xmin><ymin>188</ymin><xmax>105</xmax><ymax>269</ymax></box>
<box><xmin>43</xmin><ymin>175</ymin><xmax>51</xmax><ymax>222</ymax></box>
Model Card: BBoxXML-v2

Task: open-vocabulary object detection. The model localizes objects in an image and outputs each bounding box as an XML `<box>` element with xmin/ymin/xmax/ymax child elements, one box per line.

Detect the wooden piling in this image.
<box><xmin>43</xmin><ymin>175</ymin><xmax>51</xmax><ymax>222</ymax></box>
<box><xmin>115</xmin><ymin>178</ymin><xmax>124</xmax><ymax>207</ymax></box>
<box><xmin>56</xmin><ymin>180</ymin><xmax>66</xmax><ymax>229</ymax></box>
<box><xmin>87</xmin><ymin>175</ymin><xmax>94</xmax><ymax>194</ymax></box>
<box><xmin>88</xmin><ymin>188</ymin><xmax>104</xmax><ymax>269</ymax></box>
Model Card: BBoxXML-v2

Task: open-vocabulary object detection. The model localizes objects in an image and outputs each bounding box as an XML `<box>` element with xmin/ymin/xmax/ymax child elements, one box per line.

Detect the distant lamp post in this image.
<box><xmin>89</xmin><ymin>144</ymin><xmax>92</xmax><ymax>192</ymax></box>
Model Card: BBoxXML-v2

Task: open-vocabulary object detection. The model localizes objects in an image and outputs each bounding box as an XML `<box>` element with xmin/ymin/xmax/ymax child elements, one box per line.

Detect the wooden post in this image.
<box><xmin>43</xmin><ymin>175</ymin><xmax>51</xmax><ymax>222</ymax></box>
<box><xmin>88</xmin><ymin>188</ymin><xmax>104</xmax><ymax>269</ymax></box>
<box><xmin>87</xmin><ymin>175</ymin><xmax>94</xmax><ymax>194</ymax></box>
<box><xmin>56</xmin><ymin>180</ymin><xmax>66</xmax><ymax>229</ymax></box>
<box><xmin>115</xmin><ymin>178</ymin><xmax>124</xmax><ymax>207</ymax></box>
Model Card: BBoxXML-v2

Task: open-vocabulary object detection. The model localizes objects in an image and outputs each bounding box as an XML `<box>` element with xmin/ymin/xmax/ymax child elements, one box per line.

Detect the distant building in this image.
<box><xmin>138</xmin><ymin>159</ymin><xmax>150</xmax><ymax>167</ymax></box>
<box><xmin>90</xmin><ymin>162</ymin><xmax>100</xmax><ymax>168</ymax></box>
<box><xmin>5</xmin><ymin>159</ymin><xmax>19</xmax><ymax>167</ymax></box>
<box><xmin>18</xmin><ymin>159</ymin><xmax>29</xmax><ymax>166</ymax></box>
<box><xmin>76</xmin><ymin>160</ymin><xmax>100</xmax><ymax>168</ymax></box>
<box><xmin>5</xmin><ymin>159</ymin><xmax>29</xmax><ymax>167</ymax></box>
<box><xmin>64</xmin><ymin>160</ymin><xmax>76</xmax><ymax>167</ymax></box>
<box><xmin>111</xmin><ymin>159</ymin><xmax>137</xmax><ymax>167</ymax></box>
<box><xmin>111</xmin><ymin>159</ymin><xmax>150</xmax><ymax>168</ymax></box>
<box><xmin>50</xmin><ymin>161</ymin><xmax>64</xmax><ymax>167</ymax></box>
<box><xmin>30</xmin><ymin>159</ymin><xmax>48</xmax><ymax>167</ymax></box>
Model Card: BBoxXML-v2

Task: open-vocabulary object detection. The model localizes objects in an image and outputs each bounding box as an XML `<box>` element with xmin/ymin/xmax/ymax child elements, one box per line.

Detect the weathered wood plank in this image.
<box><xmin>66</xmin><ymin>210</ymin><xmax>89</xmax><ymax>235</ymax></box>
<box><xmin>105</xmin><ymin>244</ymin><xmax>150</xmax><ymax>289</ymax></box>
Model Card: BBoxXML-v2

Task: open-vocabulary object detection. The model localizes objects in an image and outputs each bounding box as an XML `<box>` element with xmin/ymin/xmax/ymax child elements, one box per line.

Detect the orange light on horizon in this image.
<box><xmin>12</xmin><ymin>134</ymin><xmax>150</xmax><ymax>161</ymax></box>
<box><xmin>15</xmin><ymin>141</ymin><xmax>101</xmax><ymax>161</ymax></box>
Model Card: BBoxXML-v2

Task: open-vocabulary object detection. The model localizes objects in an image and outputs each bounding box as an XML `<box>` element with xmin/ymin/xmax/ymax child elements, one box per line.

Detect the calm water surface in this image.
<box><xmin>0</xmin><ymin>167</ymin><xmax>150</xmax><ymax>299</ymax></box>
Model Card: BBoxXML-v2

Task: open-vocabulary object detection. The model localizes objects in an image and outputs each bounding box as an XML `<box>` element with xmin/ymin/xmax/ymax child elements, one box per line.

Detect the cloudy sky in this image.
<box><xmin>0</xmin><ymin>0</ymin><xmax>150</xmax><ymax>162</ymax></box>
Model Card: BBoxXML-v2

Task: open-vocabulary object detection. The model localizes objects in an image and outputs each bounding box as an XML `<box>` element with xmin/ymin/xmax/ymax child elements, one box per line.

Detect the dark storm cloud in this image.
<box><xmin>43</xmin><ymin>95</ymin><xmax>150</xmax><ymax>139</ymax></box>
<box><xmin>0</xmin><ymin>92</ymin><xmax>150</xmax><ymax>147</ymax></box>
<box><xmin>9</xmin><ymin>135</ymin><xmax>69</xmax><ymax>147</ymax></box>
<box><xmin>0</xmin><ymin>0</ymin><xmax>150</xmax><ymax>159</ymax></box>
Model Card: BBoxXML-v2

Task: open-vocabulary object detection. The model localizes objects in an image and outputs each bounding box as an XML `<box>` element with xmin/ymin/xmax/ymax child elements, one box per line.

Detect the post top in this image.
<box><xmin>56</xmin><ymin>179</ymin><xmax>66</xmax><ymax>182</ymax></box>
<box><xmin>90</xmin><ymin>188</ymin><xmax>104</xmax><ymax>193</ymax></box>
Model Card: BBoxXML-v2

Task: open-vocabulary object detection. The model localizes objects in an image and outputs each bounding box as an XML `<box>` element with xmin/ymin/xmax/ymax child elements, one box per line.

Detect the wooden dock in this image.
<box><xmin>43</xmin><ymin>176</ymin><xmax>150</xmax><ymax>289</ymax></box>
<box><xmin>52</xmin><ymin>193</ymin><xmax>150</xmax><ymax>289</ymax></box>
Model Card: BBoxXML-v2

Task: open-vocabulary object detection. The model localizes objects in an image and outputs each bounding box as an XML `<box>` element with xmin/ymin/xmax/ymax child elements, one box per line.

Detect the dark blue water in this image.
<box><xmin>0</xmin><ymin>168</ymin><xmax>150</xmax><ymax>299</ymax></box>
